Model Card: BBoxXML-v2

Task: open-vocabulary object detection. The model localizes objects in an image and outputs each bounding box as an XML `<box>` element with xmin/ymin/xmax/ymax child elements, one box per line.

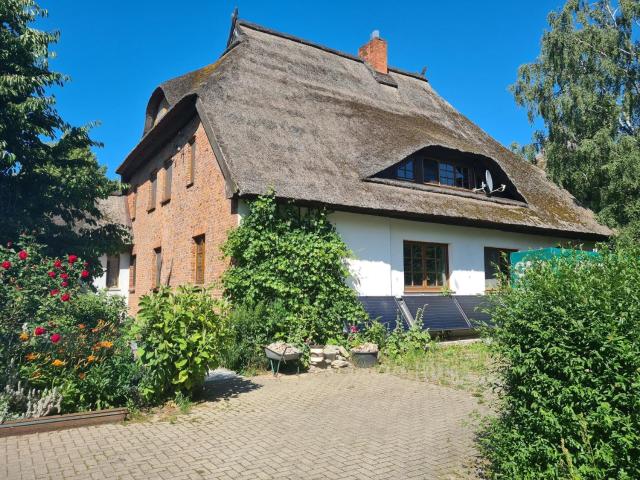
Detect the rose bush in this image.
<box><xmin>0</xmin><ymin>236</ymin><xmax>138</xmax><ymax>417</ymax></box>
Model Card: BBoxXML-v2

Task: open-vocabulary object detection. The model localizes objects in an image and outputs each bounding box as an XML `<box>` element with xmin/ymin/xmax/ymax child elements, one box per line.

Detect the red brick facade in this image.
<box><xmin>125</xmin><ymin>114</ymin><xmax>238</xmax><ymax>314</ymax></box>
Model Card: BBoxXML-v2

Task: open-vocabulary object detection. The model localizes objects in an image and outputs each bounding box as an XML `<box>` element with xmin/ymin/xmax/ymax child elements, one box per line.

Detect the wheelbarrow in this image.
<box><xmin>264</xmin><ymin>345</ymin><xmax>301</xmax><ymax>376</ymax></box>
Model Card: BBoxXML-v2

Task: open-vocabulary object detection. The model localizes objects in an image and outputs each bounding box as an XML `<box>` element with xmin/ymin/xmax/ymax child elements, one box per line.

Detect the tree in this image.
<box><xmin>0</xmin><ymin>0</ymin><xmax>128</xmax><ymax>261</ymax></box>
<box><xmin>512</xmin><ymin>0</ymin><xmax>640</xmax><ymax>242</ymax></box>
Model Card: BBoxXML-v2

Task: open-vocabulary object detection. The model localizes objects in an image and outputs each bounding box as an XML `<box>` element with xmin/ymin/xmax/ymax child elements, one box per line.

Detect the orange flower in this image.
<box><xmin>87</xmin><ymin>354</ymin><xmax>96</xmax><ymax>363</ymax></box>
<box><xmin>51</xmin><ymin>359</ymin><xmax>65</xmax><ymax>367</ymax></box>
<box><xmin>94</xmin><ymin>341</ymin><xmax>113</xmax><ymax>349</ymax></box>
<box><xmin>19</xmin><ymin>331</ymin><xmax>29</xmax><ymax>342</ymax></box>
<box><xmin>26</xmin><ymin>352</ymin><xmax>38</xmax><ymax>361</ymax></box>
<box><xmin>78</xmin><ymin>323</ymin><xmax>86</xmax><ymax>330</ymax></box>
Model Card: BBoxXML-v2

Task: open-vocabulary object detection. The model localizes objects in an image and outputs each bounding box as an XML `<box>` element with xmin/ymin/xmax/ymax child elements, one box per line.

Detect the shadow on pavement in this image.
<box><xmin>200</xmin><ymin>369</ymin><xmax>262</xmax><ymax>402</ymax></box>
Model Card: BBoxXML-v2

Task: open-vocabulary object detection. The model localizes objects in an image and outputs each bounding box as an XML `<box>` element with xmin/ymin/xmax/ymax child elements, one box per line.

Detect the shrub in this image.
<box><xmin>220</xmin><ymin>301</ymin><xmax>288</xmax><ymax>373</ymax></box>
<box><xmin>0</xmin><ymin>236</ymin><xmax>137</xmax><ymax>415</ymax></box>
<box><xmin>384</xmin><ymin>310</ymin><xmax>432</xmax><ymax>360</ymax></box>
<box><xmin>134</xmin><ymin>286</ymin><xmax>230</xmax><ymax>402</ymax></box>
<box><xmin>481</xmin><ymin>247</ymin><xmax>640</xmax><ymax>479</ymax></box>
<box><xmin>221</xmin><ymin>193</ymin><xmax>366</xmax><ymax>345</ymax></box>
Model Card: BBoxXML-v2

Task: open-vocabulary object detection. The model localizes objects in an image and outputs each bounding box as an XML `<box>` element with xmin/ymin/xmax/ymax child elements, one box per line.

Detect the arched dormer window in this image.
<box><xmin>153</xmin><ymin>97</ymin><xmax>170</xmax><ymax>126</ymax></box>
<box><xmin>381</xmin><ymin>146</ymin><xmax>525</xmax><ymax>202</ymax></box>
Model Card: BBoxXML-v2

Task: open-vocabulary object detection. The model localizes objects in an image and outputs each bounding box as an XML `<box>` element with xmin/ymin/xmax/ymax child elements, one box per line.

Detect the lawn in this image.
<box><xmin>379</xmin><ymin>340</ymin><xmax>493</xmax><ymax>395</ymax></box>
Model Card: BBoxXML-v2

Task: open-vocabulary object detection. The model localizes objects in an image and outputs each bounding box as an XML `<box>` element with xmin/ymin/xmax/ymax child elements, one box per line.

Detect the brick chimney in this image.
<box><xmin>358</xmin><ymin>30</ymin><xmax>387</xmax><ymax>74</ymax></box>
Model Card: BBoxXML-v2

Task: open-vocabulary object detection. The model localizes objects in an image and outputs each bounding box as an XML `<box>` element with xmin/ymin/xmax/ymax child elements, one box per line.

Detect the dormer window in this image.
<box><xmin>375</xmin><ymin>145</ymin><xmax>526</xmax><ymax>203</ymax></box>
<box><xmin>396</xmin><ymin>159</ymin><xmax>414</xmax><ymax>180</ymax></box>
<box><xmin>153</xmin><ymin>97</ymin><xmax>170</xmax><ymax>126</ymax></box>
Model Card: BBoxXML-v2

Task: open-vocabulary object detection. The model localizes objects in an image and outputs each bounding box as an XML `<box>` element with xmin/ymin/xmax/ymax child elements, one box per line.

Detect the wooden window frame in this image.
<box><xmin>129</xmin><ymin>254</ymin><xmax>136</xmax><ymax>293</ymax></box>
<box><xmin>484</xmin><ymin>247</ymin><xmax>517</xmax><ymax>290</ymax></box>
<box><xmin>106</xmin><ymin>254</ymin><xmax>120</xmax><ymax>289</ymax></box>
<box><xmin>130</xmin><ymin>186</ymin><xmax>137</xmax><ymax>221</ymax></box>
<box><xmin>193</xmin><ymin>234</ymin><xmax>205</xmax><ymax>285</ymax></box>
<box><xmin>161</xmin><ymin>160</ymin><xmax>172</xmax><ymax>204</ymax></box>
<box><xmin>147</xmin><ymin>171</ymin><xmax>157</xmax><ymax>212</ymax></box>
<box><xmin>186</xmin><ymin>137</ymin><xmax>196</xmax><ymax>187</ymax></box>
<box><xmin>152</xmin><ymin>247</ymin><xmax>162</xmax><ymax>290</ymax></box>
<box><xmin>422</xmin><ymin>157</ymin><xmax>476</xmax><ymax>191</ymax></box>
<box><xmin>403</xmin><ymin>240</ymin><xmax>449</xmax><ymax>293</ymax></box>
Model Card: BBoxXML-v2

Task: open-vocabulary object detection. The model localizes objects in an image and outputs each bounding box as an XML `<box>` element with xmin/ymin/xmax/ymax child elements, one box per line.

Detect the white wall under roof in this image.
<box><xmin>94</xmin><ymin>252</ymin><xmax>130</xmax><ymax>301</ymax></box>
<box><xmin>330</xmin><ymin>211</ymin><xmax>572</xmax><ymax>296</ymax></box>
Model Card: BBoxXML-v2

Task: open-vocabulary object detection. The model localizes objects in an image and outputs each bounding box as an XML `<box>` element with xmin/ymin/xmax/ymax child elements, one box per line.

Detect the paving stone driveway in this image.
<box><xmin>1</xmin><ymin>370</ymin><xmax>484</xmax><ymax>479</ymax></box>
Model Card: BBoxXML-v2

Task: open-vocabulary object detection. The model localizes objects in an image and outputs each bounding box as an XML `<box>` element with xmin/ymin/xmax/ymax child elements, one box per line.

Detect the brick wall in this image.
<box><xmin>125</xmin><ymin>115</ymin><xmax>238</xmax><ymax>314</ymax></box>
<box><xmin>358</xmin><ymin>37</ymin><xmax>387</xmax><ymax>74</ymax></box>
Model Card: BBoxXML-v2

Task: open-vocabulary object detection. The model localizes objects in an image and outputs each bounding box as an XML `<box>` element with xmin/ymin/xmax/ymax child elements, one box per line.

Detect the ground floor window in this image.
<box><xmin>484</xmin><ymin>247</ymin><xmax>517</xmax><ymax>289</ymax></box>
<box><xmin>106</xmin><ymin>255</ymin><xmax>119</xmax><ymax>288</ymax></box>
<box><xmin>403</xmin><ymin>241</ymin><xmax>448</xmax><ymax>291</ymax></box>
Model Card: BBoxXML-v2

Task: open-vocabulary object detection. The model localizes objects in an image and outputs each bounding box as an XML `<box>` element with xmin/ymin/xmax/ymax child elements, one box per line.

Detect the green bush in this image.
<box><xmin>0</xmin><ymin>236</ymin><xmax>138</xmax><ymax>416</ymax></box>
<box><xmin>220</xmin><ymin>301</ymin><xmax>288</xmax><ymax>373</ymax></box>
<box><xmin>134</xmin><ymin>286</ymin><xmax>230</xmax><ymax>402</ymax></box>
<box><xmin>221</xmin><ymin>193</ymin><xmax>366</xmax><ymax>345</ymax></box>
<box><xmin>481</xmin><ymin>247</ymin><xmax>640</xmax><ymax>479</ymax></box>
<box><xmin>384</xmin><ymin>311</ymin><xmax>432</xmax><ymax>360</ymax></box>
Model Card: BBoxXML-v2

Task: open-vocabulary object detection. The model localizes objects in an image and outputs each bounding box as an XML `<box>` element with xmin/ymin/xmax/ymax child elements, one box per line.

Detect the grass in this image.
<box><xmin>379</xmin><ymin>340</ymin><xmax>493</xmax><ymax>393</ymax></box>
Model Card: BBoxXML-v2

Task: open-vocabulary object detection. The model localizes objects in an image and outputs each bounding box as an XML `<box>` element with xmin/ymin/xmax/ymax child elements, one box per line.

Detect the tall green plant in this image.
<box><xmin>134</xmin><ymin>286</ymin><xmax>230</xmax><ymax>402</ymax></box>
<box><xmin>481</xmin><ymin>248</ymin><xmax>640</xmax><ymax>479</ymax></box>
<box><xmin>0</xmin><ymin>0</ymin><xmax>128</xmax><ymax>260</ymax></box>
<box><xmin>512</xmin><ymin>1</ymin><xmax>640</xmax><ymax>242</ymax></box>
<box><xmin>221</xmin><ymin>193</ymin><xmax>365</xmax><ymax>344</ymax></box>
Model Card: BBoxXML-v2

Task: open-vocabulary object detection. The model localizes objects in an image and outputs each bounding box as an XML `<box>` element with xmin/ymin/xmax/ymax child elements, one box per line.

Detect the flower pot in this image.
<box><xmin>351</xmin><ymin>351</ymin><xmax>378</xmax><ymax>368</ymax></box>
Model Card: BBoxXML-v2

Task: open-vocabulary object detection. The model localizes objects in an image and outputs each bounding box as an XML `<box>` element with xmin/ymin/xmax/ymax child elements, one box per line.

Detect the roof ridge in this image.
<box><xmin>235</xmin><ymin>19</ymin><xmax>428</xmax><ymax>83</ymax></box>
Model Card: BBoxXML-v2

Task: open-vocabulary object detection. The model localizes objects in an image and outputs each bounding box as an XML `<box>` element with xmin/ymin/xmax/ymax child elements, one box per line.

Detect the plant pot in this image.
<box><xmin>351</xmin><ymin>351</ymin><xmax>378</xmax><ymax>368</ymax></box>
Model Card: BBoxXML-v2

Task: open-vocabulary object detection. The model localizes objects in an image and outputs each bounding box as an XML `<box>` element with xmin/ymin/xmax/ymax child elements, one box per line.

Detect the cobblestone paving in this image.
<box><xmin>0</xmin><ymin>370</ymin><xmax>484</xmax><ymax>479</ymax></box>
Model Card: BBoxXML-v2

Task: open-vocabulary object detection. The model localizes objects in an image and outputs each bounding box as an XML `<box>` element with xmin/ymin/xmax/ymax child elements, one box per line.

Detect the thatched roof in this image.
<box><xmin>119</xmin><ymin>19</ymin><xmax>611</xmax><ymax>240</ymax></box>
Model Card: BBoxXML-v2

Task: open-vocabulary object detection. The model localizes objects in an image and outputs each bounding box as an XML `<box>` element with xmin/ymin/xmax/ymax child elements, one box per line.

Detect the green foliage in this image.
<box><xmin>481</xmin><ymin>247</ymin><xmax>640</xmax><ymax>479</ymax></box>
<box><xmin>220</xmin><ymin>301</ymin><xmax>289</xmax><ymax>373</ymax></box>
<box><xmin>512</xmin><ymin>0</ymin><xmax>640</xmax><ymax>241</ymax></box>
<box><xmin>0</xmin><ymin>237</ymin><xmax>137</xmax><ymax>415</ymax></box>
<box><xmin>134</xmin><ymin>286</ymin><xmax>230</xmax><ymax>402</ymax></box>
<box><xmin>221</xmin><ymin>193</ymin><xmax>366</xmax><ymax>345</ymax></box>
<box><xmin>384</xmin><ymin>310</ymin><xmax>433</xmax><ymax>360</ymax></box>
<box><xmin>0</xmin><ymin>0</ymin><xmax>128</xmax><ymax>260</ymax></box>
<box><xmin>348</xmin><ymin>319</ymin><xmax>388</xmax><ymax>350</ymax></box>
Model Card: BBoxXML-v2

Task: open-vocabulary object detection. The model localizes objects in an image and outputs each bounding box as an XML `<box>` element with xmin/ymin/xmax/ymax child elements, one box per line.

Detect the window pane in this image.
<box><xmin>149</xmin><ymin>173</ymin><xmax>157</xmax><ymax>210</ymax></box>
<box><xmin>194</xmin><ymin>236</ymin><xmax>205</xmax><ymax>284</ymax></box>
<box><xmin>106</xmin><ymin>255</ymin><xmax>119</xmax><ymax>288</ymax></box>
<box><xmin>154</xmin><ymin>248</ymin><xmax>162</xmax><ymax>288</ymax></box>
<box><xmin>164</xmin><ymin>162</ymin><xmax>172</xmax><ymax>200</ymax></box>
<box><xmin>454</xmin><ymin>166</ymin><xmax>467</xmax><ymax>188</ymax></box>
<box><xmin>396</xmin><ymin>159</ymin><xmax>414</xmax><ymax>180</ymax></box>
<box><xmin>424</xmin><ymin>159</ymin><xmax>438</xmax><ymax>183</ymax></box>
<box><xmin>439</xmin><ymin>163</ymin><xmax>455</xmax><ymax>186</ymax></box>
<box><xmin>130</xmin><ymin>255</ymin><xmax>136</xmax><ymax>290</ymax></box>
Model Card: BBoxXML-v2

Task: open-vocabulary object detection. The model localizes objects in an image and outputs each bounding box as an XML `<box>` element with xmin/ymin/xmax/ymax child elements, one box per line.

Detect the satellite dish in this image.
<box><xmin>485</xmin><ymin>170</ymin><xmax>494</xmax><ymax>192</ymax></box>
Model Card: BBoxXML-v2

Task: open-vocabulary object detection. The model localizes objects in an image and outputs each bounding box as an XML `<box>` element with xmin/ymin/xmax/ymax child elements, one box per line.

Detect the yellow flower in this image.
<box><xmin>94</xmin><ymin>341</ymin><xmax>113</xmax><ymax>349</ymax></box>
<box><xmin>51</xmin><ymin>359</ymin><xmax>65</xmax><ymax>367</ymax></box>
<box><xmin>26</xmin><ymin>352</ymin><xmax>38</xmax><ymax>361</ymax></box>
<box><xmin>19</xmin><ymin>332</ymin><xmax>29</xmax><ymax>342</ymax></box>
<box><xmin>87</xmin><ymin>354</ymin><xmax>96</xmax><ymax>363</ymax></box>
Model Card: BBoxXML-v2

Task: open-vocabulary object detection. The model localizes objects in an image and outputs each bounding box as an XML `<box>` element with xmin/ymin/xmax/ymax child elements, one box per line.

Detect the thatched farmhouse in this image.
<box><xmin>113</xmin><ymin>17</ymin><xmax>611</xmax><ymax>327</ymax></box>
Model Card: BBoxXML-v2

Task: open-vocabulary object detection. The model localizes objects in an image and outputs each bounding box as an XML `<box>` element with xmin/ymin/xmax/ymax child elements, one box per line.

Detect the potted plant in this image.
<box><xmin>350</xmin><ymin>342</ymin><xmax>379</xmax><ymax>367</ymax></box>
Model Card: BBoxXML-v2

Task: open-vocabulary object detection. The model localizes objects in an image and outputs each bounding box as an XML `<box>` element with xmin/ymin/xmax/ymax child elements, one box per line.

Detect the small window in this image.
<box><xmin>130</xmin><ymin>187</ymin><xmax>137</xmax><ymax>220</ymax></box>
<box><xmin>129</xmin><ymin>255</ymin><xmax>136</xmax><ymax>291</ymax></box>
<box><xmin>403</xmin><ymin>241</ymin><xmax>448</xmax><ymax>291</ymax></box>
<box><xmin>186</xmin><ymin>137</ymin><xmax>196</xmax><ymax>186</ymax></box>
<box><xmin>194</xmin><ymin>235</ymin><xmax>205</xmax><ymax>285</ymax></box>
<box><xmin>148</xmin><ymin>172</ymin><xmax>157</xmax><ymax>211</ymax></box>
<box><xmin>439</xmin><ymin>162</ymin><xmax>455</xmax><ymax>186</ymax></box>
<box><xmin>106</xmin><ymin>255</ymin><xmax>120</xmax><ymax>289</ymax></box>
<box><xmin>153</xmin><ymin>247</ymin><xmax>162</xmax><ymax>289</ymax></box>
<box><xmin>162</xmin><ymin>161</ymin><xmax>172</xmax><ymax>203</ymax></box>
<box><xmin>396</xmin><ymin>159</ymin><xmax>414</xmax><ymax>180</ymax></box>
<box><xmin>423</xmin><ymin>159</ymin><xmax>439</xmax><ymax>183</ymax></box>
<box><xmin>484</xmin><ymin>247</ymin><xmax>517</xmax><ymax>289</ymax></box>
<box><xmin>455</xmin><ymin>166</ymin><xmax>474</xmax><ymax>189</ymax></box>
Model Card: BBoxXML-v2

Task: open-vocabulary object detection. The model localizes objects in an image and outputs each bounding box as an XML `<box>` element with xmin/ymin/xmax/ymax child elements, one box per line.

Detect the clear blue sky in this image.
<box><xmin>38</xmin><ymin>0</ymin><xmax>562</xmax><ymax>179</ymax></box>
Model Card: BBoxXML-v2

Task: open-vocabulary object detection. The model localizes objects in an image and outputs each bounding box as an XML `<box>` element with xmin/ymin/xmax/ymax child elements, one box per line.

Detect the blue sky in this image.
<box><xmin>38</xmin><ymin>0</ymin><xmax>562</xmax><ymax>178</ymax></box>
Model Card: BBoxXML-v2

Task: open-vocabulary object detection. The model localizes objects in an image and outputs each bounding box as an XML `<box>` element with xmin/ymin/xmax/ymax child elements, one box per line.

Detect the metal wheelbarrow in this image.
<box><xmin>264</xmin><ymin>345</ymin><xmax>301</xmax><ymax>376</ymax></box>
